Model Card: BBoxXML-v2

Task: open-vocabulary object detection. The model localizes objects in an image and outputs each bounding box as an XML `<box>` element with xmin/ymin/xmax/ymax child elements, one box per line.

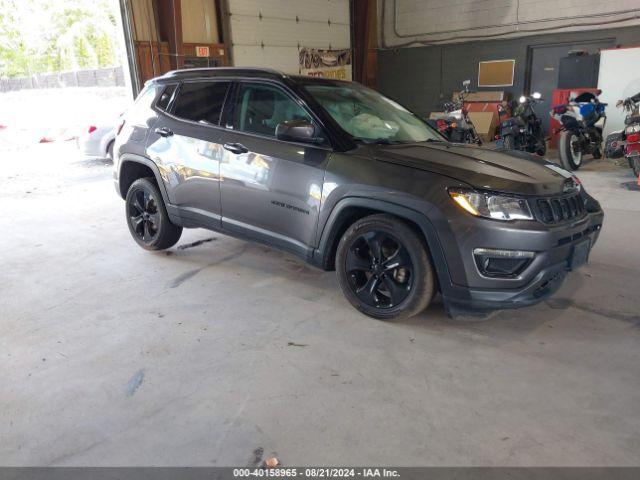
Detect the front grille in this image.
<box><xmin>532</xmin><ymin>192</ymin><xmax>586</xmax><ymax>224</ymax></box>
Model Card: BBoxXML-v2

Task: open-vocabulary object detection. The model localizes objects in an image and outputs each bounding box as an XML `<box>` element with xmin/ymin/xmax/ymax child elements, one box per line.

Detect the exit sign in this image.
<box><xmin>195</xmin><ymin>46</ymin><xmax>210</xmax><ymax>57</ymax></box>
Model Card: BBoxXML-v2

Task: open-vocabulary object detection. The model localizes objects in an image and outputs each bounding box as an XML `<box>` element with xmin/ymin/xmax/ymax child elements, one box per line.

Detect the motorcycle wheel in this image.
<box><xmin>502</xmin><ymin>135</ymin><xmax>514</xmax><ymax>150</ymax></box>
<box><xmin>535</xmin><ymin>135</ymin><xmax>547</xmax><ymax>156</ymax></box>
<box><xmin>559</xmin><ymin>132</ymin><xmax>582</xmax><ymax>170</ymax></box>
<box><xmin>633</xmin><ymin>157</ymin><xmax>640</xmax><ymax>178</ymax></box>
<box><xmin>593</xmin><ymin>146</ymin><xmax>602</xmax><ymax>159</ymax></box>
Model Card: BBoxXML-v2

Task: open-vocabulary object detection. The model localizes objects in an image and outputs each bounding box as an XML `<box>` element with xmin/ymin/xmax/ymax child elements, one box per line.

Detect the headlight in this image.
<box><xmin>448</xmin><ymin>188</ymin><xmax>533</xmax><ymax>221</ymax></box>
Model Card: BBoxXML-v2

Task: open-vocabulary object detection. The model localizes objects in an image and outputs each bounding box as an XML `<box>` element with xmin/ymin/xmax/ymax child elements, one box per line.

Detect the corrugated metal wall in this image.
<box><xmin>227</xmin><ymin>0</ymin><xmax>351</xmax><ymax>73</ymax></box>
<box><xmin>380</xmin><ymin>0</ymin><xmax>640</xmax><ymax>47</ymax></box>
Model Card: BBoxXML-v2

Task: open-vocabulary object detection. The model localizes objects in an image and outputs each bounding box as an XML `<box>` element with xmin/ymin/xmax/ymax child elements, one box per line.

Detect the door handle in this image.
<box><xmin>154</xmin><ymin>126</ymin><xmax>173</xmax><ymax>137</ymax></box>
<box><xmin>223</xmin><ymin>142</ymin><xmax>248</xmax><ymax>154</ymax></box>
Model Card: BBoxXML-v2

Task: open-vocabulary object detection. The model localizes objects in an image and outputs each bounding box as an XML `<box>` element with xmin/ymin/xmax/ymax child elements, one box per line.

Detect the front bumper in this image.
<box><xmin>438</xmin><ymin>208</ymin><xmax>604</xmax><ymax>316</ymax></box>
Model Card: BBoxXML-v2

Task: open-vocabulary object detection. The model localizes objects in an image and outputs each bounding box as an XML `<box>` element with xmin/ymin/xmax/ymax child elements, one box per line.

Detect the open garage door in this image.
<box><xmin>227</xmin><ymin>0</ymin><xmax>351</xmax><ymax>74</ymax></box>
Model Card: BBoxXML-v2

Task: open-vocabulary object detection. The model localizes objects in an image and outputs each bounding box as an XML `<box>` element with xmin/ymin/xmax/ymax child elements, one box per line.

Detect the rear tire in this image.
<box><xmin>633</xmin><ymin>157</ymin><xmax>640</xmax><ymax>178</ymax></box>
<box><xmin>125</xmin><ymin>177</ymin><xmax>182</xmax><ymax>250</ymax></box>
<box><xmin>106</xmin><ymin>140</ymin><xmax>114</xmax><ymax>160</ymax></box>
<box><xmin>559</xmin><ymin>132</ymin><xmax>582</xmax><ymax>170</ymax></box>
<box><xmin>335</xmin><ymin>214</ymin><xmax>435</xmax><ymax>320</ymax></box>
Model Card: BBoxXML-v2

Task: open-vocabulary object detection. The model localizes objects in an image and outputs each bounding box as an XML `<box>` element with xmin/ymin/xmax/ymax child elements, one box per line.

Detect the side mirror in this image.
<box><xmin>276</xmin><ymin>120</ymin><xmax>323</xmax><ymax>144</ymax></box>
<box><xmin>462</xmin><ymin>79</ymin><xmax>471</xmax><ymax>87</ymax></box>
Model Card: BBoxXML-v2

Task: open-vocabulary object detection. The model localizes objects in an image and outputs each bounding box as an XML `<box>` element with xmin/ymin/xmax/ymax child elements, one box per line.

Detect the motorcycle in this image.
<box><xmin>429</xmin><ymin>80</ymin><xmax>483</xmax><ymax>145</ymax></box>
<box><xmin>496</xmin><ymin>92</ymin><xmax>546</xmax><ymax>156</ymax></box>
<box><xmin>605</xmin><ymin>91</ymin><xmax>640</xmax><ymax>177</ymax></box>
<box><xmin>550</xmin><ymin>90</ymin><xmax>606</xmax><ymax>170</ymax></box>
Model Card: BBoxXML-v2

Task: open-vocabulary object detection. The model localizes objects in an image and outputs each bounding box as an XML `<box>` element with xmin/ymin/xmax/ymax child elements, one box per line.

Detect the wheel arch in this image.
<box><xmin>117</xmin><ymin>154</ymin><xmax>170</xmax><ymax>206</ymax></box>
<box><xmin>313</xmin><ymin>197</ymin><xmax>453</xmax><ymax>296</ymax></box>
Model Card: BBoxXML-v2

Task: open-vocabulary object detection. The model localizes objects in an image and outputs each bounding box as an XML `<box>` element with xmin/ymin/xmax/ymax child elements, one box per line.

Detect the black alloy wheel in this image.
<box><xmin>345</xmin><ymin>231</ymin><xmax>413</xmax><ymax>309</ymax></box>
<box><xmin>125</xmin><ymin>177</ymin><xmax>182</xmax><ymax>250</ymax></box>
<box><xmin>336</xmin><ymin>214</ymin><xmax>434</xmax><ymax>320</ymax></box>
<box><xmin>129</xmin><ymin>188</ymin><xmax>160</xmax><ymax>243</ymax></box>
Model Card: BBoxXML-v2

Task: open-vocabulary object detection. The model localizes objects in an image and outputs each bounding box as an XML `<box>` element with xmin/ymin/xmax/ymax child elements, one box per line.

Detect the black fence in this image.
<box><xmin>0</xmin><ymin>66</ymin><xmax>125</xmax><ymax>92</ymax></box>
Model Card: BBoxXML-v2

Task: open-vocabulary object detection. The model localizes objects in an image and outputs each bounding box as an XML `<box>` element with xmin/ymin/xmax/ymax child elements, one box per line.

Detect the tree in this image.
<box><xmin>0</xmin><ymin>0</ymin><xmax>122</xmax><ymax>78</ymax></box>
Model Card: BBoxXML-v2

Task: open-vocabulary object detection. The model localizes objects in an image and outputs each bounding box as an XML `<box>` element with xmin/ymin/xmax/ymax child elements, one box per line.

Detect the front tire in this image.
<box><xmin>125</xmin><ymin>177</ymin><xmax>182</xmax><ymax>250</ymax></box>
<box><xmin>335</xmin><ymin>214</ymin><xmax>435</xmax><ymax>320</ymax></box>
<box><xmin>559</xmin><ymin>131</ymin><xmax>582</xmax><ymax>170</ymax></box>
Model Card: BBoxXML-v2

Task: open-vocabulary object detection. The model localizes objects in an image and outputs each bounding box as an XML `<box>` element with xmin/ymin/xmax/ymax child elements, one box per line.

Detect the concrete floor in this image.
<box><xmin>1</xmin><ymin>143</ymin><xmax>639</xmax><ymax>466</ymax></box>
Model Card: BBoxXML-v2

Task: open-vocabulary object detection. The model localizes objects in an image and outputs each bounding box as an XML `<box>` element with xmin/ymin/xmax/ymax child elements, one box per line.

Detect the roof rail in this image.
<box><xmin>157</xmin><ymin>67</ymin><xmax>287</xmax><ymax>81</ymax></box>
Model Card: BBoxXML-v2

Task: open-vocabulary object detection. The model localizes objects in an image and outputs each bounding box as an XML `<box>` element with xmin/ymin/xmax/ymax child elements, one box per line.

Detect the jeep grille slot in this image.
<box><xmin>533</xmin><ymin>192</ymin><xmax>585</xmax><ymax>224</ymax></box>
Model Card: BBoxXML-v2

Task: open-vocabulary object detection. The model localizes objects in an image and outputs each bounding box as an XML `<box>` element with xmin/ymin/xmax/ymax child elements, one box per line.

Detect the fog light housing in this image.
<box><xmin>473</xmin><ymin>248</ymin><xmax>535</xmax><ymax>277</ymax></box>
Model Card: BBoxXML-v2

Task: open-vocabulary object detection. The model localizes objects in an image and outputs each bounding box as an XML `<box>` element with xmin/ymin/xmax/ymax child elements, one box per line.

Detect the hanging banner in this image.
<box><xmin>299</xmin><ymin>47</ymin><xmax>352</xmax><ymax>80</ymax></box>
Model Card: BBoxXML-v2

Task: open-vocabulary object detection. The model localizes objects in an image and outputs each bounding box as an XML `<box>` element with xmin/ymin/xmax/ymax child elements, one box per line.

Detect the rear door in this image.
<box><xmin>146</xmin><ymin>80</ymin><xmax>231</xmax><ymax>228</ymax></box>
<box><xmin>218</xmin><ymin>81</ymin><xmax>331</xmax><ymax>256</ymax></box>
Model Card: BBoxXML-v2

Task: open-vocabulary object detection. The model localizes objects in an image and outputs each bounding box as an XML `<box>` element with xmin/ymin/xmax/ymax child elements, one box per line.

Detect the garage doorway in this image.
<box><xmin>526</xmin><ymin>39</ymin><xmax>615</xmax><ymax>132</ymax></box>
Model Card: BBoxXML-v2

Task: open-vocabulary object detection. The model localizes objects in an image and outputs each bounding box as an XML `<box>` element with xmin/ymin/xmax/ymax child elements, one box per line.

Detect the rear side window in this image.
<box><xmin>172</xmin><ymin>82</ymin><xmax>230</xmax><ymax>125</ymax></box>
<box><xmin>156</xmin><ymin>84</ymin><xmax>177</xmax><ymax>111</ymax></box>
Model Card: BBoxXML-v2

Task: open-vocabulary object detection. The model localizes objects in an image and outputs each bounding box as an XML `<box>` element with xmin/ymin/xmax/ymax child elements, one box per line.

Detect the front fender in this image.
<box><xmin>312</xmin><ymin>196</ymin><xmax>469</xmax><ymax>313</ymax></box>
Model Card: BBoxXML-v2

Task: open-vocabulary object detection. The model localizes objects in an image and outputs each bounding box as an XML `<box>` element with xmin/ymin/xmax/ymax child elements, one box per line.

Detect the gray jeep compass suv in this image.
<box><xmin>113</xmin><ymin>68</ymin><xmax>603</xmax><ymax>319</ymax></box>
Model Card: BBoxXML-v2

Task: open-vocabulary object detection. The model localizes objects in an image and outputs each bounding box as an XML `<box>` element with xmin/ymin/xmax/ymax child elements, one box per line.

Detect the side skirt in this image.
<box><xmin>168</xmin><ymin>204</ymin><xmax>315</xmax><ymax>264</ymax></box>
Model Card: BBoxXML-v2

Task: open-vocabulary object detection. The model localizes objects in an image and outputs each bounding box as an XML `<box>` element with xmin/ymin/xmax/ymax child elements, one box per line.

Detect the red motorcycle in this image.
<box><xmin>426</xmin><ymin>80</ymin><xmax>482</xmax><ymax>145</ymax></box>
<box><xmin>605</xmin><ymin>91</ymin><xmax>640</xmax><ymax>176</ymax></box>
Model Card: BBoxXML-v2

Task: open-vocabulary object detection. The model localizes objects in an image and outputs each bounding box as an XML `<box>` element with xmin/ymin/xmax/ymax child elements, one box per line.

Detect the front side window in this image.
<box><xmin>233</xmin><ymin>83</ymin><xmax>312</xmax><ymax>137</ymax></box>
<box><xmin>172</xmin><ymin>81</ymin><xmax>230</xmax><ymax>125</ymax></box>
<box><xmin>303</xmin><ymin>82</ymin><xmax>441</xmax><ymax>144</ymax></box>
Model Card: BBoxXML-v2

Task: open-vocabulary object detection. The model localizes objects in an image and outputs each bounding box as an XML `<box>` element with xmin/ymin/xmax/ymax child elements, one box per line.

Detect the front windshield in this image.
<box><xmin>303</xmin><ymin>82</ymin><xmax>442</xmax><ymax>144</ymax></box>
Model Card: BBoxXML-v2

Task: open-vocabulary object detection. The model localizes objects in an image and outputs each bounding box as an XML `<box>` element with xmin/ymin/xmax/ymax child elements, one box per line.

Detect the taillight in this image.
<box><xmin>88</xmin><ymin>125</ymin><xmax>97</xmax><ymax>134</ymax></box>
<box><xmin>627</xmin><ymin>133</ymin><xmax>640</xmax><ymax>143</ymax></box>
<box><xmin>116</xmin><ymin>119</ymin><xmax>125</xmax><ymax>136</ymax></box>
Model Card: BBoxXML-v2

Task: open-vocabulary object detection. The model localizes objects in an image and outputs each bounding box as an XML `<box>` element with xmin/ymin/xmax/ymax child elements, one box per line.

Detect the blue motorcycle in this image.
<box><xmin>550</xmin><ymin>90</ymin><xmax>606</xmax><ymax>171</ymax></box>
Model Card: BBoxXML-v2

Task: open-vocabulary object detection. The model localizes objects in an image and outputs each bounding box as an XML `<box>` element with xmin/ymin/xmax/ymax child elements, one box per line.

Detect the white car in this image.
<box><xmin>77</xmin><ymin>124</ymin><xmax>116</xmax><ymax>159</ymax></box>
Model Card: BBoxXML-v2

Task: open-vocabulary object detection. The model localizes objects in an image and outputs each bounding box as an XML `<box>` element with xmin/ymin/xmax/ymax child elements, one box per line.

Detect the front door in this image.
<box><xmin>146</xmin><ymin>80</ymin><xmax>231</xmax><ymax>228</ymax></box>
<box><xmin>219</xmin><ymin>81</ymin><xmax>331</xmax><ymax>256</ymax></box>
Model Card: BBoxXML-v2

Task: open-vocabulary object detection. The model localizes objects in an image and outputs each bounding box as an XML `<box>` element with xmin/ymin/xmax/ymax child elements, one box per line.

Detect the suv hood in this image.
<box><xmin>372</xmin><ymin>142</ymin><xmax>573</xmax><ymax>196</ymax></box>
